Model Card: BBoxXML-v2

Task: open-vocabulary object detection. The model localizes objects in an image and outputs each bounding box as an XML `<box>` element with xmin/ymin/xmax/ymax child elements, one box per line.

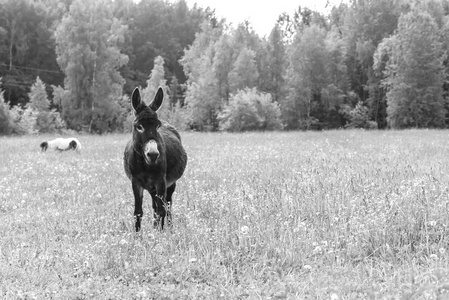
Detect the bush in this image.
<box><xmin>345</xmin><ymin>101</ymin><xmax>378</xmax><ymax>129</ymax></box>
<box><xmin>218</xmin><ymin>88</ymin><xmax>283</xmax><ymax>132</ymax></box>
<box><xmin>10</xmin><ymin>106</ymin><xmax>38</xmax><ymax>135</ymax></box>
<box><xmin>0</xmin><ymin>92</ymin><xmax>14</xmax><ymax>135</ymax></box>
<box><xmin>165</xmin><ymin>102</ymin><xmax>188</xmax><ymax>131</ymax></box>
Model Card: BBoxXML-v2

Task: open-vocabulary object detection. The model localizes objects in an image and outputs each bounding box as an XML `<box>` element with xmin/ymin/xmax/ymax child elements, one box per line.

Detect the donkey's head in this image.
<box><xmin>131</xmin><ymin>87</ymin><xmax>164</xmax><ymax>165</ymax></box>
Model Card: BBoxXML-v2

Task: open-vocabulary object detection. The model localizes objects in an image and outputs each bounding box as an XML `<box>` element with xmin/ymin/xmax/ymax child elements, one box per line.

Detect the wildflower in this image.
<box><xmin>430</xmin><ymin>254</ymin><xmax>438</xmax><ymax>260</ymax></box>
<box><xmin>428</xmin><ymin>220</ymin><xmax>437</xmax><ymax>227</ymax></box>
<box><xmin>439</xmin><ymin>248</ymin><xmax>446</xmax><ymax>255</ymax></box>
<box><xmin>303</xmin><ymin>265</ymin><xmax>312</xmax><ymax>271</ymax></box>
<box><xmin>330</xmin><ymin>293</ymin><xmax>340</xmax><ymax>300</ymax></box>
<box><xmin>189</xmin><ymin>258</ymin><xmax>197</xmax><ymax>263</ymax></box>
<box><xmin>241</xmin><ymin>226</ymin><xmax>249</xmax><ymax>235</ymax></box>
<box><xmin>313</xmin><ymin>246</ymin><xmax>322</xmax><ymax>254</ymax></box>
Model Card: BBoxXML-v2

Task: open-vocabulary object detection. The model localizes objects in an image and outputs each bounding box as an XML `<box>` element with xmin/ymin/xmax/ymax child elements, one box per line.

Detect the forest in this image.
<box><xmin>0</xmin><ymin>0</ymin><xmax>449</xmax><ymax>134</ymax></box>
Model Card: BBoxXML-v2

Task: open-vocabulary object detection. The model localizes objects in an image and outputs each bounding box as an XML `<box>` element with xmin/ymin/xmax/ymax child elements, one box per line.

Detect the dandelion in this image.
<box><xmin>439</xmin><ymin>248</ymin><xmax>446</xmax><ymax>255</ymax></box>
<box><xmin>428</xmin><ymin>220</ymin><xmax>437</xmax><ymax>227</ymax></box>
<box><xmin>241</xmin><ymin>225</ymin><xmax>249</xmax><ymax>235</ymax></box>
<box><xmin>313</xmin><ymin>246</ymin><xmax>322</xmax><ymax>254</ymax></box>
<box><xmin>303</xmin><ymin>265</ymin><xmax>312</xmax><ymax>271</ymax></box>
<box><xmin>330</xmin><ymin>293</ymin><xmax>340</xmax><ymax>300</ymax></box>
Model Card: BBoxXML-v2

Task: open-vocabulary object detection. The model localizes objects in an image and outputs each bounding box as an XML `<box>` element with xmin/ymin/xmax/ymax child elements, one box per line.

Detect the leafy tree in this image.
<box><xmin>228</xmin><ymin>47</ymin><xmax>259</xmax><ymax>93</ymax></box>
<box><xmin>0</xmin><ymin>0</ymin><xmax>64</xmax><ymax>107</ymax></box>
<box><xmin>253</xmin><ymin>91</ymin><xmax>283</xmax><ymax>131</ymax></box>
<box><xmin>345</xmin><ymin>101</ymin><xmax>377</xmax><ymax>129</ymax></box>
<box><xmin>9</xmin><ymin>105</ymin><xmax>38</xmax><ymax>135</ymax></box>
<box><xmin>120</xmin><ymin>0</ymin><xmax>212</xmax><ymax>95</ymax></box>
<box><xmin>266</xmin><ymin>24</ymin><xmax>286</xmax><ymax>103</ymax></box>
<box><xmin>0</xmin><ymin>78</ymin><xmax>14</xmax><ymax>135</ymax></box>
<box><xmin>218</xmin><ymin>89</ymin><xmax>261</xmax><ymax>132</ymax></box>
<box><xmin>181</xmin><ymin>21</ymin><xmax>223</xmax><ymax>130</ymax></box>
<box><xmin>54</xmin><ymin>0</ymin><xmax>128</xmax><ymax>132</ymax></box>
<box><xmin>342</xmin><ymin>0</ymin><xmax>400</xmax><ymax>127</ymax></box>
<box><xmin>284</xmin><ymin>25</ymin><xmax>329</xmax><ymax>129</ymax></box>
<box><xmin>212</xmin><ymin>34</ymin><xmax>233</xmax><ymax>102</ymax></box>
<box><xmin>383</xmin><ymin>9</ymin><xmax>446</xmax><ymax>128</ymax></box>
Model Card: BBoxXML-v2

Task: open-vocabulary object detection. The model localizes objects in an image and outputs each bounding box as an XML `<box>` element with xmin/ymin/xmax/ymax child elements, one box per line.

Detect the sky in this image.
<box><xmin>181</xmin><ymin>0</ymin><xmax>346</xmax><ymax>37</ymax></box>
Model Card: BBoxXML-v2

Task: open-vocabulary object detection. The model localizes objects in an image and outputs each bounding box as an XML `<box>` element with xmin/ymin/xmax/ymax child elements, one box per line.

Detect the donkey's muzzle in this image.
<box><xmin>144</xmin><ymin>140</ymin><xmax>160</xmax><ymax>163</ymax></box>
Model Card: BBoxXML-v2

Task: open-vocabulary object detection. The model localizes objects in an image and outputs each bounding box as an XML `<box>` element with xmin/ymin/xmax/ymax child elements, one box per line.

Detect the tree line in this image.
<box><xmin>1</xmin><ymin>0</ymin><xmax>449</xmax><ymax>134</ymax></box>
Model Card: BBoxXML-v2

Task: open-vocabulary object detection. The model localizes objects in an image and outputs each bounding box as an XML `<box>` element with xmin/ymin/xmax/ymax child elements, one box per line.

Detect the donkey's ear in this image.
<box><xmin>149</xmin><ymin>87</ymin><xmax>164</xmax><ymax>111</ymax></box>
<box><xmin>131</xmin><ymin>87</ymin><xmax>145</xmax><ymax>113</ymax></box>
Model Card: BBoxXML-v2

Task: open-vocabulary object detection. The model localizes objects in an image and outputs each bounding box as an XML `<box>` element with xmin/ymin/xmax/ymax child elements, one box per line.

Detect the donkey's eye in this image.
<box><xmin>135</xmin><ymin>124</ymin><xmax>144</xmax><ymax>132</ymax></box>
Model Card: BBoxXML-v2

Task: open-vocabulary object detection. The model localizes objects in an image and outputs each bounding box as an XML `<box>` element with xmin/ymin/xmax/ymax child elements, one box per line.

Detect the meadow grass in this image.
<box><xmin>1</xmin><ymin>130</ymin><xmax>449</xmax><ymax>299</ymax></box>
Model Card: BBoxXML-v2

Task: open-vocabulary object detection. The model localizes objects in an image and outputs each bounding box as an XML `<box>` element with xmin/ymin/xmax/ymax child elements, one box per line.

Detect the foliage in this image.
<box><xmin>141</xmin><ymin>56</ymin><xmax>170</xmax><ymax>120</ymax></box>
<box><xmin>1</xmin><ymin>0</ymin><xmax>449</xmax><ymax>133</ymax></box>
<box><xmin>342</xmin><ymin>0</ymin><xmax>400</xmax><ymax>128</ymax></box>
<box><xmin>27</xmin><ymin>76</ymin><xmax>66</xmax><ymax>133</ymax></box>
<box><xmin>27</xmin><ymin>76</ymin><xmax>50</xmax><ymax>112</ymax></box>
<box><xmin>9</xmin><ymin>105</ymin><xmax>38</xmax><ymax>134</ymax></box>
<box><xmin>228</xmin><ymin>47</ymin><xmax>259</xmax><ymax>93</ymax></box>
<box><xmin>344</xmin><ymin>101</ymin><xmax>378</xmax><ymax>129</ymax></box>
<box><xmin>218</xmin><ymin>88</ymin><xmax>283</xmax><ymax>132</ymax></box>
<box><xmin>54</xmin><ymin>0</ymin><xmax>129</xmax><ymax>133</ymax></box>
<box><xmin>283</xmin><ymin>25</ymin><xmax>330</xmax><ymax>129</ymax></box>
<box><xmin>119</xmin><ymin>0</ymin><xmax>212</xmax><ymax>94</ymax></box>
<box><xmin>382</xmin><ymin>8</ymin><xmax>446</xmax><ymax>128</ymax></box>
<box><xmin>0</xmin><ymin>80</ymin><xmax>14</xmax><ymax>135</ymax></box>
<box><xmin>181</xmin><ymin>21</ymin><xmax>223</xmax><ymax>131</ymax></box>
<box><xmin>0</xmin><ymin>0</ymin><xmax>64</xmax><ymax>107</ymax></box>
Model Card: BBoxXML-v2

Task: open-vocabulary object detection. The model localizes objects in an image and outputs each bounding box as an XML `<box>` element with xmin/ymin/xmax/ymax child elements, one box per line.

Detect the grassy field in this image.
<box><xmin>1</xmin><ymin>130</ymin><xmax>449</xmax><ymax>299</ymax></box>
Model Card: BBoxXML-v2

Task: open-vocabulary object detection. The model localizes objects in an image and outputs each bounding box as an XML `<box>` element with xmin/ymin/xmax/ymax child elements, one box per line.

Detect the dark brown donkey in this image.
<box><xmin>124</xmin><ymin>87</ymin><xmax>187</xmax><ymax>231</ymax></box>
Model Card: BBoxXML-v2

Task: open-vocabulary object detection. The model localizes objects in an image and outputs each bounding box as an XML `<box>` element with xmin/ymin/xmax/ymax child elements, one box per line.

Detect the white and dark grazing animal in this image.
<box><xmin>40</xmin><ymin>138</ymin><xmax>82</xmax><ymax>153</ymax></box>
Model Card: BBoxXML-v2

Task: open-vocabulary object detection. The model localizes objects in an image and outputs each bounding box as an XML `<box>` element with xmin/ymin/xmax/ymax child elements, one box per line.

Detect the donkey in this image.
<box><xmin>124</xmin><ymin>87</ymin><xmax>187</xmax><ymax>231</ymax></box>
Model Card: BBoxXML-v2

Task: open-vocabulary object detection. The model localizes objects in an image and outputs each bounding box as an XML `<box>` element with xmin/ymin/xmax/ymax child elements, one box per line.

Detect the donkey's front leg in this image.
<box><xmin>132</xmin><ymin>181</ymin><xmax>144</xmax><ymax>232</ymax></box>
<box><xmin>152</xmin><ymin>180</ymin><xmax>167</xmax><ymax>230</ymax></box>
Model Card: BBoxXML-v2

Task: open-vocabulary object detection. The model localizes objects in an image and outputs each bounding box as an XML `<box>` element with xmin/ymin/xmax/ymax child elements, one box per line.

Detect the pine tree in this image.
<box><xmin>28</xmin><ymin>76</ymin><xmax>50</xmax><ymax>112</ymax></box>
<box><xmin>142</xmin><ymin>56</ymin><xmax>170</xmax><ymax>120</ymax></box>
<box><xmin>142</xmin><ymin>56</ymin><xmax>168</xmax><ymax>104</ymax></box>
